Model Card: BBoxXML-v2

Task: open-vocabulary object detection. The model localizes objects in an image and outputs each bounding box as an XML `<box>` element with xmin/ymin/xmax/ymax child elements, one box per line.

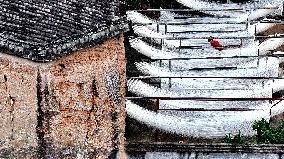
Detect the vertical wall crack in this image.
<box><xmin>3</xmin><ymin>74</ymin><xmax>15</xmax><ymax>140</ymax></box>
<box><xmin>86</xmin><ymin>80</ymin><xmax>97</xmax><ymax>145</ymax></box>
<box><xmin>36</xmin><ymin>69</ymin><xmax>46</xmax><ymax>158</ymax></box>
<box><xmin>9</xmin><ymin>96</ymin><xmax>15</xmax><ymax>140</ymax></box>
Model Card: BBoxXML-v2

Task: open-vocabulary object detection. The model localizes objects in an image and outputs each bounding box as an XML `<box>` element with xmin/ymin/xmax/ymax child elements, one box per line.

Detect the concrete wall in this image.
<box><xmin>128</xmin><ymin>152</ymin><xmax>283</xmax><ymax>159</ymax></box>
<box><xmin>127</xmin><ymin>143</ymin><xmax>284</xmax><ymax>159</ymax></box>
<box><xmin>0</xmin><ymin>35</ymin><xmax>126</xmax><ymax>158</ymax></box>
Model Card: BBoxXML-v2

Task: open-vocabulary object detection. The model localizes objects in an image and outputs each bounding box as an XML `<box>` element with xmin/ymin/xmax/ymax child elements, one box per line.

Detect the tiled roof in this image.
<box><xmin>0</xmin><ymin>0</ymin><xmax>128</xmax><ymax>62</ymax></box>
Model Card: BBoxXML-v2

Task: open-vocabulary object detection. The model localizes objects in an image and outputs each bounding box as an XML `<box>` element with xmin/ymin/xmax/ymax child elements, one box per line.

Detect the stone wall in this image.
<box><xmin>127</xmin><ymin>143</ymin><xmax>284</xmax><ymax>159</ymax></box>
<box><xmin>128</xmin><ymin>152</ymin><xmax>283</xmax><ymax>159</ymax></box>
<box><xmin>0</xmin><ymin>34</ymin><xmax>126</xmax><ymax>158</ymax></box>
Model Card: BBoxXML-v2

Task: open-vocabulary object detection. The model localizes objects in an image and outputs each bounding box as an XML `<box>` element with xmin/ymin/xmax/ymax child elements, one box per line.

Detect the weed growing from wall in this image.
<box><xmin>225</xmin><ymin>130</ymin><xmax>246</xmax><ymax>144</ymax></box>
<box><xmin>252</xmin><ymin>118</ymin><xmax>284</xmax><ymax>144</ymax></box>
<box><xmin>225</xmin><ymin>118</ymin><xmax>284</xmax><ymax>144</ymax></box>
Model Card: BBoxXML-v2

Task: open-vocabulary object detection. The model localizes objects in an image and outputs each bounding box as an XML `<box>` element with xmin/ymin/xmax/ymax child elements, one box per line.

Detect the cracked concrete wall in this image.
<box><xmin>0</xmin><ymin>34</ymin><xmax>126</xmax><ymax>158</ymax></box>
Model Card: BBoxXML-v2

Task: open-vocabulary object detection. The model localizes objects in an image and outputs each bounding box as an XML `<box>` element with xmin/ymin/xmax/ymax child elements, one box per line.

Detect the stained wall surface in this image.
<box><xmin>0</xmin><ymin>57</ymin><xmax>38</xmax><ymax>151</ymax></box>
<box><xmin>128</xmin><ymin>152</ymin><xmax>282</xmax><ymax>159</ymax></box>
<box><xmin>0</xmin><ymin>34</ymin><xmax>126</xmax><ymax>158</ymax></box>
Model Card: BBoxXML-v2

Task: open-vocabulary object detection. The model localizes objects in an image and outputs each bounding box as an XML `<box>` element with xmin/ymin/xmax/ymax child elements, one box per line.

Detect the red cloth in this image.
<box><xmin>210</xmin><ymin>40</ymin><xmax>224</xmax><ymax>51</ymax></box>
<box><xmin>210</xmin><ymin>40</ymin><xmax>221</xmax><ymax>47</ymax></box>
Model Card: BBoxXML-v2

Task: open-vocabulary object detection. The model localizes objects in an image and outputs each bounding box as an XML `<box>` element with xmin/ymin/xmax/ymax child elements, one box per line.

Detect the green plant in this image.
<box><xmin>225</xmin><ymin>130</ymin><xmax>245</xmax><ymax>144</ymax></box>
<box><xmin>252</xmin><ymin>118</ymin><xmax>271</xmax><ymax>144</ymax></box>
<box><xmin>252</xmin><ymin>118</ymin><xmax>284</xmax><ymax>144</ymax></box>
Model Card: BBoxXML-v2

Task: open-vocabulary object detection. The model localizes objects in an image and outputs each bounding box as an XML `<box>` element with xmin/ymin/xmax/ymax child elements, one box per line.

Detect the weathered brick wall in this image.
<box><xmin>0</xmin><ymin>34</ymin><xmax>126</xmax><ymax>158</ymax></box>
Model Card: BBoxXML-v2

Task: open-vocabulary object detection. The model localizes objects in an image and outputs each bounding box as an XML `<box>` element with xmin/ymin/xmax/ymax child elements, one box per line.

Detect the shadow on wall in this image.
<box><xmin>105</xmin><ymin>67</ymin><xmax>125</xmax><ymax>159</ymax></box>
<box><xmin>272</xmin><ymin>90</ymin><xmax>284</xmax><ymax>98</ymax></box>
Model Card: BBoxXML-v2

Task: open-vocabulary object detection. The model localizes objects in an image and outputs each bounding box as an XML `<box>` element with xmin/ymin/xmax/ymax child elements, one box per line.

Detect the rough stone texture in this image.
<box><xmin>40</xmin><ymin>34</ymin><xmax>126</xmax><ymax>158</ymax></box>
<box><xmin>196</xmin><ymin>153</ymin><xmax>279</xmax><ymax>159</ymax></box>
<box><xmin>0</xmin><ymin>57</ymin><xmax>38</xmax><ymax>149</ymax></box>
<box><xmin>127</xmin><ymin>143</ymin><xmax>284</xmax><ymax>159</ymax></box>
<box><xmin>128</xmin><ymin>152</ymin><xmax>280</xmax><ymax>159</ymax></box>
<box><xmin>127</xmin><ymin>152</ymin><xmax>283</xmax><ymax>159</ymax></box>
<box><xmin>0</xmin><ymin>34</ymin><xmax>126</xmax><ymax>158</ymax></box>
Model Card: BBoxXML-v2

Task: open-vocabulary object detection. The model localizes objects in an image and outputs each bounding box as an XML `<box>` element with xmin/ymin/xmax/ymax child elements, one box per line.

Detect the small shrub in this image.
<box><xmin>225</xmin><ymin>130</ymin><xmax>245</xmax><ymax>144</ymax></box>
<box><xmin>252</xmin><ymin>118</ymin><xmax>284</xmax><ymax>144</ymax></box>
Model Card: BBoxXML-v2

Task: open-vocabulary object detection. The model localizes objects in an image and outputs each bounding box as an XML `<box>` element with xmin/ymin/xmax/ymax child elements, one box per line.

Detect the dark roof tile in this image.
<box><xmin>0</xmin><ymin>0</ymin><xmax>128</xmax><ymax>62</ymax></box>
